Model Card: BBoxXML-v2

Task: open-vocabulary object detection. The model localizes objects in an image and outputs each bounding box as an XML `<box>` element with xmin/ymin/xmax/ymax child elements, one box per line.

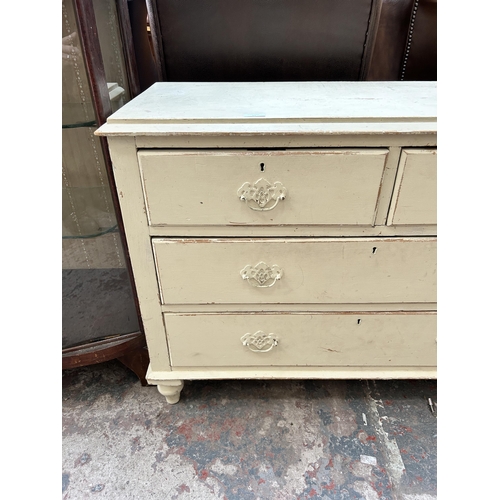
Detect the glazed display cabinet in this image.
<box><xmin>62</xmin><ymin>0</ymin><xmax>148</xmax><ymax>380</ymax></box>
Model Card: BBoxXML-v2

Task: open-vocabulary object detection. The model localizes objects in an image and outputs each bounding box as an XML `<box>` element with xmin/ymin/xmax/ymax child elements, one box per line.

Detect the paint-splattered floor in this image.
<box><xmin>62</xmin><ymin>361</ymin><xmax>437</xmax><ymax>499</ymax></box>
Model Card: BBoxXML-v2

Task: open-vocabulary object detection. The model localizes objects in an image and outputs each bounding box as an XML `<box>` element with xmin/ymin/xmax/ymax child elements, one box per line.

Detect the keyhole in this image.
<box><xmin>357</xmin><ymin>319</ymin><xmax>361</xmax><ymax>325</ymax></box>
<box><xmin>372</xmin><ymin>247</ymin><xmax>377</xmax><ymax>254</ymax></box>
<box><xmin>260</xmin><ymin>163</ymin><xmax>265</xmax><ymax>172</ymax></box>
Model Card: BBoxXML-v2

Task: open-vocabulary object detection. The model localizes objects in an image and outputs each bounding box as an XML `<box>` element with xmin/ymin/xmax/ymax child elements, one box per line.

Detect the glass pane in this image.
<box><xmin>62</xmin><ymin>0</ymin><xmax>139</xmax><ymax>349</ymax></box>
<box><xmin>93</xmin><ymin>0</ymin><xmax>131</xmax><ymax>108</ymax></box>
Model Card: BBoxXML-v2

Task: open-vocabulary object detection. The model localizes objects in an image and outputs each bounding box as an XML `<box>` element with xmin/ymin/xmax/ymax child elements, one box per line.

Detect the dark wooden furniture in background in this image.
<box><xmin>62</xmin><ymin>0</ymin><xmax>149</xmax><ymax>385</ymax></box>
<box><xmin>139</xmin><ymin>0</ymin><xmax>436</xmax><ymax>87</ymax></box>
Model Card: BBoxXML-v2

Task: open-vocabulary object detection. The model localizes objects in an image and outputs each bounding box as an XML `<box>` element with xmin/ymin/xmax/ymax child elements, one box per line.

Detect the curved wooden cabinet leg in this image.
<box><xmin>157</xmin><ymin>380</ymin><xmax>184</xmax><ymax>404</ymax></box>
<box><xmin>117</xmin><ymin>346</ymin><xmax>150</xmax><ymax>386</ymax></box>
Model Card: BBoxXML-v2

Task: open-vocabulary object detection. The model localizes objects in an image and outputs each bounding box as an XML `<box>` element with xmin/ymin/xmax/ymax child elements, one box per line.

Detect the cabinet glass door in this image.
<box><xmin>62</xmin><ymin>0</ymin><xmax>139</xmax><ymax>349</ymax></box>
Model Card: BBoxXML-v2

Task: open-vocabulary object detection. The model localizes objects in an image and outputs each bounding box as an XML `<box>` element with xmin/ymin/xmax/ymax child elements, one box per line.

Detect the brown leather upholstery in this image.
<box><xmin>366</xmin><ymin>0</ymin><xmax>416</xmax><ymax>80</ymax></box>
<box><xmin>402</xmin><ymin>0</ymin><xmax>437</xmax><ymax>81</ymax></box>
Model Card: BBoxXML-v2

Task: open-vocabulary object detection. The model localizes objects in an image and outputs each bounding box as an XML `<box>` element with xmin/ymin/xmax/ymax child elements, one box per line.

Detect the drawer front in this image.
<box><xmin>138</xmin><ymin>149</ymin><xmax>388</xmax><ymax>226</ymax></box>
<box><xmin>153</xmin><ymin>238</ymin><xmax>436</xmax><ymax>304</ymax></box>
<box><xmin>389</xmin><ymin>149</ymin><xmax>437</xmax><ymax>225</ymax></box>
<box><xmin>164</xmin><ymin>313</ymin><xmax>437</xmax><ymax>367</ymax></box>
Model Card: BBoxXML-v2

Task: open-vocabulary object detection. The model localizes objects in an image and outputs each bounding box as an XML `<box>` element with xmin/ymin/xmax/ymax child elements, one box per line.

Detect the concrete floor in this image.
<box><xmin>62</xmin><ymin>361</ymin><xmax>437</xmax><ymax>499</ymax></box>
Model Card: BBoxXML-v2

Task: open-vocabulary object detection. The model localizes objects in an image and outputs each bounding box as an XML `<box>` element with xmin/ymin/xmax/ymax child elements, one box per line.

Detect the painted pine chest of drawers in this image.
<box><xmin>96</xmin><ymin>82</ymin><xmax>437</xmax><ymax>404</ymax></box>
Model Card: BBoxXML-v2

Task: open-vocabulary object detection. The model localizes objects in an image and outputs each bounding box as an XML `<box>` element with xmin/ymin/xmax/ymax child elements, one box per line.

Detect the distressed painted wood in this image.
<box><xmin>148</xmin><ymin>224</ymin><xmax>437</xmax><ymax>238</ymax></box>
<box><xmin>96</xmin><ymin>81</ymin><xmax>437</xmax><ymax>137</ymax></box>
<box><xmin>161</xmin><ymin>303</ymin><xmax>437</xmax><ymax>314</ymax></box>
<box><xmin>138</xmin><ymin>149</ymin><xmax>388</xmax><ymax>227</ymax></box>
<box><xmin>388</xmin><ymin>148</ymin><xmax>437</xmax><ymax>226</ymax></box>
<box><xmin>96</xmin><ymin>82</ymin><xmax>437</xmax><ymax>404</ymax></box>
<box><xmin>373</xmin><ymin>146</ymin><xmax>402</xmax><ymax>226</ymax></box>
<box><xmin>156</xmin><ymin>380</ymin><xmax>184</xmax><ymax>405</ymax></box>
<box><xmin>135</xmin><ymin>134</ymin><xmax>437</xmax><ymax>149</ymax></box>
<box><xmin>147</xmin><ymin>366</ymin><xmax>437</xmax><ymax>381</ymax></box>
<box><xmin>163</xmin><ymin>312</ymin><xmax>437</xmax><ymax>368</ymax></box>
<box><xmin>106</xmin><ymin>136</ymin><xmax>171</xmax><ymax>372</ymax></box>
<box><xmin>152</xmin><ymin>238</ymin><xmax>437</xmax><ymax>305</ymax></box>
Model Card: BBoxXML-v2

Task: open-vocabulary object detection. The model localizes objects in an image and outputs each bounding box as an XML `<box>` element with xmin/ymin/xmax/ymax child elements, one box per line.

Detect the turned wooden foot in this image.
<box><xmin>157</xmin><ymin>380</ymin><xmax>184</xmax><ymax>404</ymax></box>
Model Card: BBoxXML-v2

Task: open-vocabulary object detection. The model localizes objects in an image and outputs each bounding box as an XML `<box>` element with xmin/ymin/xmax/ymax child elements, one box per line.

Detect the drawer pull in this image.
<box><xmin>241</xmin><ymin>331</ymin><xmax>278</xmax><ymax>352</ymax></box>
<box><xmin>240</xmin><ymin>261</ymin><xmax>283</xmax><ymax>288</ymax></box>
<box><xmin>237</xmin><ymin>177</ymin><xmax>287</xmax><ymax>211</ymax></box>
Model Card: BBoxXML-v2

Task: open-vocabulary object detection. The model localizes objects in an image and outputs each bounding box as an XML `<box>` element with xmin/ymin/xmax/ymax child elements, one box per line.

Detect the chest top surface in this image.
<box><xmin>96</xmin><ymin>81</ymin><xmax>437</xmax><ymax>137</ymax></box>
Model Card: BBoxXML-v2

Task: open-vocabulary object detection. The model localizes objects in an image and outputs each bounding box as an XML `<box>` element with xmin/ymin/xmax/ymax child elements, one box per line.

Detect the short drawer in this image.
<box><xmin>388</xmin><ymin>148</ymin><xmax>437</xmax><ymax>225</ymax></box>
<box><xmin>164</xmin><ymin>312</ymin><xmax>437</xmax><ymax>368</ymax></box>
<box><xmin>138</xmin><ymin>149</ymin><xmax>388</xmax><ymax>226</ymax></box>
<box><xmin>153</xmin><ymin>237</ymin><xmax>436</xmax><ymax>304</ymax></box>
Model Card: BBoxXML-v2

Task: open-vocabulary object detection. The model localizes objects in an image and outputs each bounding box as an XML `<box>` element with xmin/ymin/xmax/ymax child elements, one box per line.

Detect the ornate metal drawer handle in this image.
<box><xmin>240</xmin><ymin>261</ymin><xmax>283</xmax><ymax>288</ymax></box>
<box><xmin>237</xmin><ymin>177</ymin><xmax>287</xmax><ymax>211</ymax></box>
<box><xmin>241</xmin><ymin>331</ymin><xmax>278</xmax><ymax>353</ymax></box>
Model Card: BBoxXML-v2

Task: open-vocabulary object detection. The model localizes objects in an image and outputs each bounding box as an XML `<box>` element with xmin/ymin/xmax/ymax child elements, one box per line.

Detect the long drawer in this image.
<box><xmin>164</xmin><ymin>312</ymin><xmax>437</xmax><ymax>368</ymax></box>
<box><xmin>138</xmin><ymin>149</ymin><xmax>388</xmax><ymax>226</ymax></box>
<box><xmin>153</xmin><ymin>237</ymin><xmax>436</xmax><ymax>304</ymax></box>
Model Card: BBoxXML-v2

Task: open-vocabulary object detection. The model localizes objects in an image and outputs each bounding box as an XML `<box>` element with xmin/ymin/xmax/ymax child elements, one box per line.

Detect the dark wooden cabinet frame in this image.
<box><xmin>62</xmin><ymin>0</ymin><xmax>148</xmax><ymax>385</ymax></box>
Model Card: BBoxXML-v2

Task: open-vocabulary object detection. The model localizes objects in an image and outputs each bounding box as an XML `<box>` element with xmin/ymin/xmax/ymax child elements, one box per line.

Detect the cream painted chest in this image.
<box><xmin>96</xmin><ymin>82</ymin><xmax>437</xmax><ymax>404</ymax></box>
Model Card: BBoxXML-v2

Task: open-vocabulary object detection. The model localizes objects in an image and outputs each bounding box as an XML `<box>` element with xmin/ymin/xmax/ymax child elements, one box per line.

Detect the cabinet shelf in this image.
<box><xmin>62</xmin><ymin>120</ymin><xmax>97</xmax><ymax>129</ymax></box>
<box><xmin>62</xmin><ymin>102</ymin><xmax>96</xmax><ymax>128</ymax></box>
<box><xmin>62</xmin><ymin>224</ymin><xmax>118</xmax><ymax>240</ymax></box>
